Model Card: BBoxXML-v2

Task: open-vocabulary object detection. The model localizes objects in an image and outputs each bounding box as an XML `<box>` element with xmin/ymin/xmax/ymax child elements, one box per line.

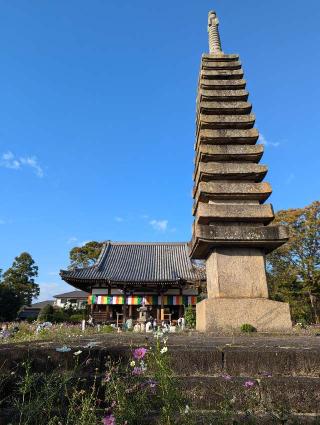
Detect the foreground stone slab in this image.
<box><xmin>197</xmin><ymin>298</ymin><xmax>292</xmax><ymax>332</ymax></box>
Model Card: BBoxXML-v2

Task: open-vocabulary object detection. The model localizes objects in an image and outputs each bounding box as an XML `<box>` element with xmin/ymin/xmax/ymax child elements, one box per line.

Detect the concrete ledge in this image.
<box><xmin>196</xmin><ymin>298</ymin><xmax>292</xmax><ymax>332</ymax></box>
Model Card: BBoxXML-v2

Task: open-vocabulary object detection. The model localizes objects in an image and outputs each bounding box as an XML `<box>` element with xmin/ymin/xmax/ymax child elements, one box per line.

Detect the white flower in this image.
<box><xmin>73</xmin><ymin>350</ymin><xmax>82</xmax><ymax>356</ymax></box>
<box><xmin>184</xmin><ymin>405</ymin><xmax>190</xmax><ymax>415</ymax></box>
<box><xmin>130</xmin><ymin>360</ymin><xmax>136</xmax><ymax>367</ymax></box>
<box><xmin>160</xmin><ymin>346</ymin><xmax>168</xmax><ymax>354</ymax></box>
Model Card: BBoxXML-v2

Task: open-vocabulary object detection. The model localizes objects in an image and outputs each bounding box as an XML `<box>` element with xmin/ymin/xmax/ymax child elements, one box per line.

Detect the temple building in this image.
<box><xmin>60</xmin><ymin>242</ymin><xmax>204</xmax><ymax>323</ymax></box>
<box><xmin>190</xmin><ymin>11</ymin><xmax>292</xmax><ymax>331</ymax></box>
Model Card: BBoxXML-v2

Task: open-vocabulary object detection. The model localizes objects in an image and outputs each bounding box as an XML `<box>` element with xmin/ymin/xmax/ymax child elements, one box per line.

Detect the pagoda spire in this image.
<box><xmin>208</xmin><ymin>10</ymin><xmax>223</xmax><ymax>54</ymax></box>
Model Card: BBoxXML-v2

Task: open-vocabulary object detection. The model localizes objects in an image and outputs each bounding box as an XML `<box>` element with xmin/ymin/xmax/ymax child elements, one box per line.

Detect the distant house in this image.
<box><xmin>18</xmin><ymin>300</ymin><xmax>54</xmax><ymax>320</ymax></box>
<box><xmin>54</xmin><ymin>290</ymin><xmax>89</xmax><ymax>310</ymax></box>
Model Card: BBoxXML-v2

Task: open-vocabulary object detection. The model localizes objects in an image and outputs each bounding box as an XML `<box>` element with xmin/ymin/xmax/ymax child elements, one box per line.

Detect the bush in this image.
<box><xmin>240</xmin><ymin>323</ymin><xmax>257</xmax><ymax>333</ymax></box>
<box><xmin>38</xmin><ymin>305</ymin><xmax>68</xmax><ymax>323</ymax></box>
<box><xmin>68</xmin><ymin>314</ymin><xmax>85</xmax><ymax>323</ymax></box>
<box><xmin>184</xmin><ymin>305</ymin><xmax>196</xmax><ymax>328</ymax></box>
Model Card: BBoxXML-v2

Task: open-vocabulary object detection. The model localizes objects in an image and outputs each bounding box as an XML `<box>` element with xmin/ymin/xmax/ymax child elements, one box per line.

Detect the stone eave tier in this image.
<box><xmin>189</xmin><ymin>224</ymin><xmax>289</xmax><ymax>259</ymax></box>
<box><xmin>201</xmin><ymin>59</ymin><xmax>242</xmax><ymax>70</ymax></box>
<box><xmin>194</xmin><ymin>145</ymin><xmax>263</xmax><ymax>169</ymax></box>
<box><xmin>196</xmin><ymin>113</ymin><xmax>255</xmax><ymax>131</ymax></box>
<box><xmin>193</xmin><ymin>181</ymin><xmax>272</xmax><ymax>212</ymax></box>
<box><xmin>194</xmin><ymin>202</ymin><xmax>274</xmax><ymax>224</ymax></box>
<box><xmin>197</xmin><ymin>101</ymin><xmax>252</xmax><ymax>116</ymax></box>
<box><xmin>193</xmin><ymin>163</ymin><xmax>268</xmax><ymax>191</ymax></box>
<box><xmin>201</xmin><ymin>53</ymin><xmax>239</xmax><ymax>62</ymax></box>
<box><xmin>198</xmin><ymin>88</ymin><xmax>249</xmax><ymax>102</ymax></box>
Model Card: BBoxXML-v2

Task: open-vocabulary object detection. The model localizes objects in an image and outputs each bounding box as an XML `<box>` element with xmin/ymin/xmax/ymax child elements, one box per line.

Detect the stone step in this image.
<box><xmin>202</xmin><ymin>53</ymin><xmax>240</xmax><ymax>62</ymax></box>
<box><xmin>194</xmin><ymin>144</ymin><xmax>263</xmax><ymax>165</ymax></box>
<box><xmin>200</xmin><ymin>78</ymin><xmax>246</xmax><ymax>90</ymax></box>
<box><xmin>202</xmin><ymin>59</ymin><xmax>242</xmax><ymax>70</ymax></box>
<box><xmin>190</xmin><ymin>223</ymin><xmax>289</xmax><ymax>258</ymax></box>
<box><xmin>193</xmin><ymin>163</ymin><xmax>268</xmax><ymax>189</ymax></box>
<box><xmin>196</xmin><ymin>128</ymin><xmax>258</xmax><ymax>148</ymax></box>
<box><xmin>198</xmin><ymin>88</ymin><xmax>249</xmax><ymax>101</ymax></box>
<box><xmin>201</xmin><ymin>68</ymin><xmax>244</xmax><ymax>80</ymax></box>
<box><xmin>193</xmin><ymin>181</ymin><xmax>272</xmax><ymax>204</ymax></box>
<box><xmin>195</xmin><ymin>202</ymin><xmax>274</xmax><ymax>224</ymax></box>
<box><xmin>198</xmin><ymin>101</ymin><xmax>252</xmax><ymax>115</ymax></box>
<box><xmin>197</xmin><ymin>113</ymin><xmax>255</xmax><ymax>130</ymax></box>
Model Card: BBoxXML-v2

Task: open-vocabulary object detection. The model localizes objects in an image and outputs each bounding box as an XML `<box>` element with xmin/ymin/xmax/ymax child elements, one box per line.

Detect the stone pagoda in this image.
<box><xmin>190</xmin><ymin>11</ymin><xmax>292</xmax><ymax>332</ymax></box>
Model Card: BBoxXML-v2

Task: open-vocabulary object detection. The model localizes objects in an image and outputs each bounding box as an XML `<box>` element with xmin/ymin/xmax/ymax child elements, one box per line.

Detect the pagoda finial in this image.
<box><xmin>208</xmin><ymin>10</ymin><xmax>223</xmax><ymax>54</ymax></box>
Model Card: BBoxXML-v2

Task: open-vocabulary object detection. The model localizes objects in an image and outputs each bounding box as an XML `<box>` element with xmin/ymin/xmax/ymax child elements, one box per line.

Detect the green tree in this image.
<box><xmin>2</xmin><ymin>252</ymin><xmax>39</xmax><ymax>307</ymax></box>
<box><xmin>69</xmin><ymin>241</ymin><xmax>104</xmax><ymax>268</ymax></box>
<box><xmin>267</xmin><ymin>201</ymin><xmax>320</xmax><ymax>323</ymax></box>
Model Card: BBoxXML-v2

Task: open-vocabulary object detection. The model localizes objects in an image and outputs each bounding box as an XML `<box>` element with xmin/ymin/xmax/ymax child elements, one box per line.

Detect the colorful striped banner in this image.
<box><xmin>88</xmin><ymin>295</ymin><xmax>197</xmax><ymax>306</ymax></box>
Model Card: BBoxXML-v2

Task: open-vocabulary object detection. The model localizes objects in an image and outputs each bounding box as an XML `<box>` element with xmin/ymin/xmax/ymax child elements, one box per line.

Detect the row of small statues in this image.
<box><xmin>124</xmin><ymin>317</ymin><xmax>186</xmax><ymax>333</ymax></box>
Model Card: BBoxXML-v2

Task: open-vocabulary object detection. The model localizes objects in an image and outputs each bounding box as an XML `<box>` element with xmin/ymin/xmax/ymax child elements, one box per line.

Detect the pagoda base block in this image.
<box><xmin>196</xmin><ymin>298</ymin><xmax>292</xmax><ymax>332</ymax></box>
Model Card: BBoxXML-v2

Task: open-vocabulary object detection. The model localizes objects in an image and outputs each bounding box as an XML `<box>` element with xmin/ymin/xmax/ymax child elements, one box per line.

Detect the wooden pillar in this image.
<box><xmin>179</xmin><ymin>287</ymin><xmax>184</xmax><ymax>317</ymax></box>
<box><xmin>123</xmin><ymin>288</ymin><xmax>127</xmax><ymax>324</ymax></box>
<box><xmin>129</xmin><ymin>305</ymin><xmax>133</xmax><ymax>318</ymax></box>
<box><xmin>160</xmin><ymin>291</ymin><xmax>165</xmax><ymax>321</ymax></box>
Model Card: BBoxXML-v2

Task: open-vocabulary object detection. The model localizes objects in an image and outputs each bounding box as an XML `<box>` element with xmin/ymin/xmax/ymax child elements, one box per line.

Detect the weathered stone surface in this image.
<box><xmin>190</xmin><ymin>224</ymin><xmax>289</xmax><ymax>258</ymax></box>
<box><xmin>196</xmin><ymin>298</ymin><xmax>292</xmax><ymax>332</ymax></box>
<box><xmin>202</xmin><ymin>53</ymin><xmax>239</xmax><ymax>61</ymax></box>
<box><xmin>197</xmin><ymin>113</ymin><xmax>255</xmax><ymax>129</ymax></box>
<box><xmin>198</xmin><ymin>101</ymin><xmax>252</xmax><ymax>115</ymax></box>
<box><xmin>195</xmin><ymin>202</ymin><xmax>274</xmax><ymax>224</ymax></box>
<box><xmin>202</xmin><ymin>59</ymin><xmax>242</xmax><ymax>70</ymax></box>
<box><xmin>196</xmin><ymin>128</ymin><xmax>258</xmax><ymax>149</ymax></box>
<box><xmin>193</xmin><ymin>181</ymin><xmax>272</xmax><ymax>202</ymax></box>
<box><xmin>201</xmin><ymin>68</ymin><xmax>244</xmax><ymax>79</ymax></box>
<box><xmin>224</xmin><ymin>346</ymin><xmax>320</xmax><ymax>377</ymax></box>
<box><xmin>195</xmin><ymin>144</ymin><xmax>263</xmax><ymax>165</ymax></box>
<box><xmin>205</xmin><ymin>247</ymin><xmax>269</xmax><ymax>298</ymax></box>
<box><xmin>199</xmin><ymin>88</ymin><xmax>248</xmax><ymax>101</ymax></box>
<box><xmin>194</xmin><ymin>162</ymin><xmax>268</xmax><ymax>188</ymax></box>
<box><xmin>200</xmin><ymin>78</ymin><xmax>246</xmax><ymax>90</ymax></box>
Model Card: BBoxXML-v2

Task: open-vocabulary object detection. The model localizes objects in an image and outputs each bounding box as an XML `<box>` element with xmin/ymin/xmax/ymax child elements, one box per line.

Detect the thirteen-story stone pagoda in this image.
<box><xmin>190</xmin><ymin>11</ymin><xmax>292</xmax><ymax>332</ymax></box>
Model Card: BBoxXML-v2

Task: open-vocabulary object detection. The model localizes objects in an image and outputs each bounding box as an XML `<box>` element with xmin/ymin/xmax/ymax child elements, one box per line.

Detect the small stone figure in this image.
<box><xmin>146</xmin><ymin>321</ymin><xmax>152</xmax><ymax>333</ymax></box>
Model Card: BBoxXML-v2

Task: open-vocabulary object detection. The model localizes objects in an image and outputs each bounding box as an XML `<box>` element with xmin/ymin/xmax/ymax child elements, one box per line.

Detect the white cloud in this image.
<box><xmin>37</xmin><ymin>281</ymin><xmax>74</xmax><ymax>302</ymax></box>
<box><xmin>67</xmin><ymin>236</ymin><xmax>78</xmax><ymax>244</ymax></box>
<box><xmin>1</xmin><ymin>151</ymin><xmax>44</xmax><ymax>177</ymax></box>
<box><xmin>114</xmin><ymin>216</ymin><xmax>124</xmax><ymax>222</ymax></box>
<box><xmin>258</xmin><ymin>133</ymin><xmax>280</xmax><ymax>148</ymax></box>
<box><xmin>149</xmin><ymin>219</ymin><xmax>168</xmax><ymax>231</ymax></box>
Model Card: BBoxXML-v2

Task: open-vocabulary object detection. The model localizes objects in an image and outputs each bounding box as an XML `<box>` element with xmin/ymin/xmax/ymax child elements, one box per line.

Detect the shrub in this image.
<box><xmin>38</xmin><ymin>304</ymin><xmax>55</xmax><ymax>322</ymax></box>
<box><xmin>69</xmin><ymin>314</ymin><xmax>85</xmax><ymax>323</ymax></box>
<box><xmin>240</xmin><ymin>323</ymin><xmax>257</xmax><ymax>333</ymax></box>
<box><xmin>185</xmin><ymin>305</ymin><xmax>196</xmax><ymax>328</ymax></box>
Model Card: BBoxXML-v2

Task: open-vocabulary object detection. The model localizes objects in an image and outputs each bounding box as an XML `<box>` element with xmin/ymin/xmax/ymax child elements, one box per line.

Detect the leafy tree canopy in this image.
<box><xmin>267</xmin><ymin>201</ymin><xmax>320</xmax><ymax>323</ymax></box>
<box><xmin>69</xmin><ymin>241</ymin><xmax>104</xmax><ymax>269</ymax></box>
<box><xmin>2</xmin><ymin>252</ymin><xmax>39</xmax><ymax>308</ymax></box>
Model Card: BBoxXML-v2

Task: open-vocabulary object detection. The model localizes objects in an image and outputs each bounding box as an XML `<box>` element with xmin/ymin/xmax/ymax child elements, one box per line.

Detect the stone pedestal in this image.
<box><xmin>196</xmin><ymin>298</ymin><xmax>292</xmax><ymax>332</ymax></box>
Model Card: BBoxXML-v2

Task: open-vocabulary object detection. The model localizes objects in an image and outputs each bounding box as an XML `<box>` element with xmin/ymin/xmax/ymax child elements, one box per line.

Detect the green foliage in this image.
<box><xmin>184</xmin><ymin>305</ymin><xmax>196</xmax><ymax>328</ymax></box>
<box><xmin>69</xmin><ymin>241</ymin><xmax>104</xmax><ymax>268</ymax></box>
<box><xmin>0</xmin><ymin>284</ymin><xmax>21</xmax><ymax>321</ymax></box>
<box><xmin>267</xmin><ymin>201</ymin><xmax>320</xmax><ymax>323</ymax></box>
<box><xmin>38</xmin><ymin>306</ymin><xmax>68</xmax><ymax>323</ymax></box>
<box><xmin>2</xmin><ymin>252</ymin><xmax>39</xmax><ymax>307</ymax></box>
<box><xmin>68</xmin><ymin>313</ymin><xmax>85</xmax><ymax>323</ymax></box>
<box><xmin>240</xmin><ymin>323</ymin><xmax>257</xmax><ymax>333</ymax></box>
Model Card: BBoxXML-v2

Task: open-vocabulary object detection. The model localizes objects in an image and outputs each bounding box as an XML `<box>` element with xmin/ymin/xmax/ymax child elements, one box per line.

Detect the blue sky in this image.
<box><xmin>1</xmin><ymin>0</ymin><xmax>319</xmax><ymax>301</ymax></box>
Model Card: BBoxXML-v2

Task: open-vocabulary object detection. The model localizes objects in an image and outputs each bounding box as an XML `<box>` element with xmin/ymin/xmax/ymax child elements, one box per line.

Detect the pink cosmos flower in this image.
<box><xmin>102</xmin><ymin>414</ymin><xmax>116</xmax><ymax>425</ymax></box>
<box><xmin>244</xmin><ymin>380</ymin><xmax>255</xmax><ymax>388</ymax></box>
<box><xmin>221</xmin><ymin>374</ymin><xmax>232</xmax><ymax>381</ymax></box>
<box><xmin>133</xmin><ymin>347</ymin><xmax>147</xmax><ymax>360</ymax></box>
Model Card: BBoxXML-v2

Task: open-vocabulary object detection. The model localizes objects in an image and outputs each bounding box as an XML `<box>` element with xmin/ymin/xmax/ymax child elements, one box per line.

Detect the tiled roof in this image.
<box><xmin>60</xmin><ymin>242</ymin><xmax>205</xmax><ymax>286</ymax></box>
<box><xmin>54</xmin><ymin>290</ymin><xmax>89</xmax><ymax>299</ymax></box>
